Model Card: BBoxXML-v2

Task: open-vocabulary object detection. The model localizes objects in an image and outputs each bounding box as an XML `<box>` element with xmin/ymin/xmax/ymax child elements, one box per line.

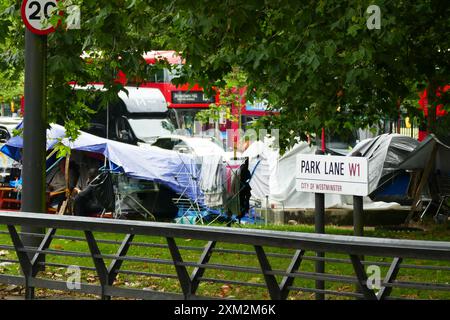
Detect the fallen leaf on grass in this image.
<box><xmin>5</xmin><ymin>285</ymin><xmax>18</xmax><ymax>292</ymax></box>
<box><xmin>143</xmin><ymin>285</ymin><xmax>158</xmax><ymax>291</ymax></box>
<box><xmin>220</xmin><ymin>285</ymin><xmax>232</xmax><ymax>297</ymax></box>
<box><xmin>0</xmin><ymin>262</ymin><xmax>13</xmax><ymax>267</ymax></box>
<box><xmin>336</xmin><ymin>285</ymin><xmax>352</xmax><ymax>292</ymax></box>
<box><xmin>125</xmin><ymin>282</ymin><xmax>142</xmax><ymax>288</ymax></box>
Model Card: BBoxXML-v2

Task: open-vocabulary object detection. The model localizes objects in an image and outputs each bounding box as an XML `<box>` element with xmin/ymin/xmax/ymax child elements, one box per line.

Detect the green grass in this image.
<box><xmin>0</xmin><ymin>221</ymin><xmax>449</xmax><ymax>300</ymax></box>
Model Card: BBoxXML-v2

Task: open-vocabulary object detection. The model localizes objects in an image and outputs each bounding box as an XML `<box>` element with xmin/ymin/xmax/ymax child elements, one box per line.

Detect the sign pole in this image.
<box><xmin>314</xmin><ymin>149</ymin><xmax>325</xmax><ymax>300</ymax></box>
<box><xmin>21</xmin><ymin>29</ymin><xmax>47</xmax><ymax>272</ymax></box>
<box><xmin>296</xmin><ymin>147</ymin><xmax>369</xmax><ymax>300</ymax></box>
<box><xmin>352</xmin><ymin>151</ymin><xmax>364</xmax><ymax>297</ymax></box>
<box><xmin>352</xmin><ymin>151</ymin><xmax>364</xmax><ymax>237</ymax></box>
<box><xmin>353</xmin><ymin>195</ymin><xmax>364</xmax><ymax>236</ymax></box>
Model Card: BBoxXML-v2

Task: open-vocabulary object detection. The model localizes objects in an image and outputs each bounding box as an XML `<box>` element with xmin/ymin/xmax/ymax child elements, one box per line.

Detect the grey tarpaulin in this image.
<box><xmin>399</xmin><ymin>134</ymin><xmax>450</xmax><ymax>173</ymax></box>
<box><xmin>350</xmin><ymin>134</ymin><xmax>419</xmax><ymax>194</ymax></box>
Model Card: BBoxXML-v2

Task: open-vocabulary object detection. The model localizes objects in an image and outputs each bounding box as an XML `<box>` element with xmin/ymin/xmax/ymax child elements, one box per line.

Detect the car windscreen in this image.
<box><xmin>128</xmin><ymin>118</ymin><xmax>175</xmax><ymax>142</ymax></box>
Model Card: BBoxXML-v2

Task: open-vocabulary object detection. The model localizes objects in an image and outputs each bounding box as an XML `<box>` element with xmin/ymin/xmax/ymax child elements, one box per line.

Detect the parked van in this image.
<box><xmin>83</xmin><ymin>86</ymin><xmax>177</xmax><ymax>145</ymax></box>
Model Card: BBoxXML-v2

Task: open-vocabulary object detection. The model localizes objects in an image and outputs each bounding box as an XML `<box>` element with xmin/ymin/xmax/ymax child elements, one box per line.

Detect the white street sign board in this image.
<box><xmin>21</xmin><ymin>0</ymin><xmax>58</xmax><ymax>35</ymax></box>
<box><xmin>296</xmin><ymin>154</ymin><xmax>369</xmax><ymax>196</ymax></box>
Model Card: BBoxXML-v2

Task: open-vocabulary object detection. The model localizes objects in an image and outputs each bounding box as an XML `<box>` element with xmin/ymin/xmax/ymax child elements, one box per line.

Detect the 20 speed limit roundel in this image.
<box><xmin>21</xmin><ymin>0</ymin><xmax>58</xmax><ymax>35</ymax></box>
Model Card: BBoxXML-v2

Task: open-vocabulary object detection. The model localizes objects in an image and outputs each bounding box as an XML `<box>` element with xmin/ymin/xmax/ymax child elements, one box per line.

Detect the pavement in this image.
<box><xmin>258</xmin><ymin>206</ymin><xmax>411</xmax><ymax>226</ymax></box>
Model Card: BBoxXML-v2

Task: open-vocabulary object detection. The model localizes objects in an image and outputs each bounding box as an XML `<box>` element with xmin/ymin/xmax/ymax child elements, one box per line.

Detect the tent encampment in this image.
<box><xmin>268</xmin><ymin>142</ymin><xmax>343</xmax><ymax>208</ymax></box>
<box><xmin>350</xmin><ymin>133</ymin><xmax>419</xmax><ymax>195</ymax></box>
<box><xmin>242</xmin><ymin>140</ymin><xmax>278</xmax><ymax>201</ymax></box>
<box><xmin>267</xmin><ymin>139</ymin><xmax>406</xmax><ymax>210</ymax></box>
<box><xmin>399</xmin><ymin>134</ymin><xmax>450</xmax><ymax>173</ymax></box>
<box><xmin>0</xmin><ymin>123</ymin><xmax>204</xmax><ymax>206</ymax></box>
<box><xmin>399</xmin><ymin>134</ymin><xmax>450</xmax><ymax>220</ymax></box>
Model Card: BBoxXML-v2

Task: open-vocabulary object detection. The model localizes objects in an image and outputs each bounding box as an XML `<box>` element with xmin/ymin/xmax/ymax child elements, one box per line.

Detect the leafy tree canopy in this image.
<box><xmin>172</xmin><ymin>0</ymin><xmax>449</xmax><ymax>150</ymax></box>
<box><xmin>0</xmin><ymin>0</ymin><xmax>448</xmax><ymax>151</ymax></box>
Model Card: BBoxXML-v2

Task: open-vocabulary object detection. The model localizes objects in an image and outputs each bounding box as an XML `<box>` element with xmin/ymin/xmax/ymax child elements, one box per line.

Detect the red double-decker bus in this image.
<box><xmin>119</xmin><ymin>51</ymin><xmax>219</xmax><ymax>133</ymax></box>
<box><xmin>115</xmin><ymin>50</ymin><xmax>278</xmax><ymax>154</ymax></box>
<box><xmin>418</xmin><ymin>84</ymin><xmax>449</xmax><ymax>141</ymax></box>
<box><xmin>119</xmin><ymin>51</ymin><xmax>275</xmax><ymax>134</ymax></box>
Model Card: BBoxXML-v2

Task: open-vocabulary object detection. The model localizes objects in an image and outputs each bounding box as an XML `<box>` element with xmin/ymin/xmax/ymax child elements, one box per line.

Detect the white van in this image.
<box><xmin>79</xmin><ymin>86</ymin><xmax>177</xmax><ymax>144</ymax></box>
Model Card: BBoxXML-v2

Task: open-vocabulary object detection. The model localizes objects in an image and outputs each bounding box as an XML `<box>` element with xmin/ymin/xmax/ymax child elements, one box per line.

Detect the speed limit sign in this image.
<box><xmin>21</xmin><ymin>0</ymin><xmax>58</xmax><ymax>35</ymax></box>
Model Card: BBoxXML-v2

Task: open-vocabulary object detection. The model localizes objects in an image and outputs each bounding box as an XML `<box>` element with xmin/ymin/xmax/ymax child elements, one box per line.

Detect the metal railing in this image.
<box><xmin>390</xmin><ymin>118</ymin><xmax>419</xmax><ymax>139</ymax></box>
<box><xmin>0</xmin><ymin>211</ymin><xmax>449</xmax><ymax>300</ymax></box>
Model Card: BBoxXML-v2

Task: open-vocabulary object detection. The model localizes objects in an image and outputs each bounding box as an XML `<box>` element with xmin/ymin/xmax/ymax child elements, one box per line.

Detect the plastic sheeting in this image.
<box><xmin>0</xmin><ymin>124</ymin><xmax>204</xmax><ymax>205</ymax></box>
<box><xmin>399</xmin><ymin>134</ymin><xmax>450</xmax><ymax>173</ymax></box>
<box><xmin>269</xmin><ymin>142</ymin><xmax>344</xmax><ymax>209</ymax></box>
<box><xmin>198</xmin><ymin>153</ymin><xmax>224</xmax><ymax>207</ymax></box>
<box><xmin>243</xmin><ymin>141</ymin><xmax>278</xmax><ymax>200</ymax></box>
<box><xmin>179</xmin><ymin>137</ymin><xmax>225</xmax><ymax>207</ymax></box>
<box><xmin>350</xmin><ymin>134</ymin><xmax>419</xmax><ymax>194</ymax></box>
<box><xmin>264</xmin><ymin>139</ymin><xmax>406</xmax><ymax>210</ymax></box>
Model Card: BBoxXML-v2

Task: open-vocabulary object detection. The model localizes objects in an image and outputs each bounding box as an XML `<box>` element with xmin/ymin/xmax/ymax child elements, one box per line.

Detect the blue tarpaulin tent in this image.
<box><xmin>0</xmin><ymin>123</ymin><xmax>204</xmax><ymax>206</ymax></box>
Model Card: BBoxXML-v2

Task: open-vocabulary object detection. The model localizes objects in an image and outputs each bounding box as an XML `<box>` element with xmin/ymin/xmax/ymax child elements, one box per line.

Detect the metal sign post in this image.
<box><xmin>21</xmin><ymin>28</ymin><xmax>48</xmax><ymax>249</ymax></box>
<box><xmin>296</xmin><ymin>151</ymin><xmax>370</xmax><ymax>300</ymax></box>
<box><xmin>352</xmin><ymin>151</ymin><xmax>364</xmax><ymax>237</ymax></box>
<box><xmin>20</xmin><ymin>0</ymin><xmax>57</xmax><ymax>275</ymax></box>
<box><xmin>314</xmin><ymin>149</ymin><xmax>325</xmax><ymax>300</ymax></box>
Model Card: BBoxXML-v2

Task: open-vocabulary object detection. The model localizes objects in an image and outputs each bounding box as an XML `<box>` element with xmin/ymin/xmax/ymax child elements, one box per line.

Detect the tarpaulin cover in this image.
<box><xmin>243</xmin><ymin>141</ymin><xmax>278</xmax><ymax>200</ymax></box>
<box><xmin>269</xmin><ymin>142</ymin><xmax>343</xmax><ymax>208</ymax></box>
<box><xmin>268</xmin><ymin>141</ymin><xmax>403</xmax><ymax>210</ymax></box>
<box><xmin>399</xmin><ymin>134</ymin><xmax>450</xmax><ymax>173</ymax></box>
<box><xmin>0</xmin><ymin>123</ymin><xmax>204</xmax><ymax>205</ymax></box>
<box><xmin>350</xmin><ymin>134</ymin><xmax>419</xmax><ymax>194</ymax></box>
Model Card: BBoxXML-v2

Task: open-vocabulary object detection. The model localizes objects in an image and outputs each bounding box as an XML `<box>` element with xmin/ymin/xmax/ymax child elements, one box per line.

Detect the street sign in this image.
<box><xmin>21</xmin><ymin>0</ymin><xmax>58</xmax><ymax>35</ymax></box>
<box><xmin>296</xmin><ymin>154</ymin><xmax>369</xmax><ymax>196</ymax></box>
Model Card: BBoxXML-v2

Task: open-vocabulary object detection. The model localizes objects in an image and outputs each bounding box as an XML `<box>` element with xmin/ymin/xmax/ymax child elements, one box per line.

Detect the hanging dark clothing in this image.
<box><xmin>239</xmin><ymin>165</ymin><xmax>252</xmax><ymax>219</ymax></box>
<box><xmin>73</xmin><ymin>185</ymin><xmax>103</xmax><ymax>216</ymax></box>
<box><xmin>73</xmin><ymin>171</ymin><xmax>115</xmax><ymax>217</ymax></box>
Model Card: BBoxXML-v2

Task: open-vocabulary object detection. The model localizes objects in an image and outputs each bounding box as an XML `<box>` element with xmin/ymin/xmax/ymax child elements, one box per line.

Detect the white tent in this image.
<box><xmin>268</xmin><ymin>142</ymin><xmax>344</xmax><ymax>209</ymax></box>
<box><xmin>243</xmin><ymin>141</ymin><xmax>278</xmax><ymax>200</ymax></box>
<box><xmin>248</xmin><ymin>140</ymin><xmax>403</xmax><ymax>210</ymax></box>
